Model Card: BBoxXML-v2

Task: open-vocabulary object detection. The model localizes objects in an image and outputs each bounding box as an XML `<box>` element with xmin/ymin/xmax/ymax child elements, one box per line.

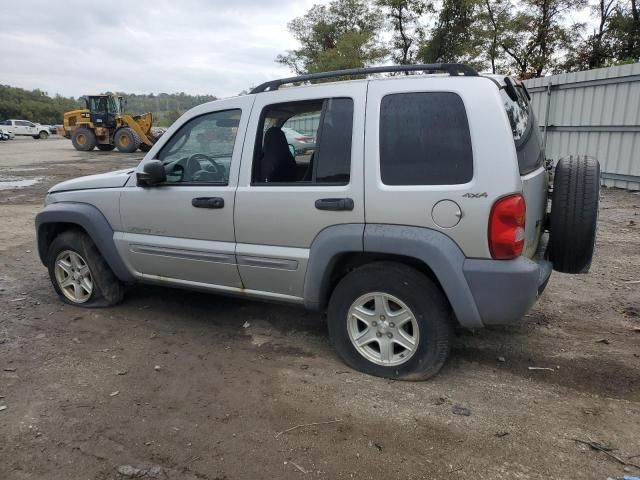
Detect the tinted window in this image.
<box><xmin>252</xmin><ymin>98</ymin><xmax>353</xmax><ymax>185</ymax></box>
<box><xmin>157</xmin><ymin>109</ymin><xmax>241</xmax><ymax>185</ymax></box>
<box><xmin>380</xmin><ymin>92</ymin><xmax>473</xmax><ymax>185</ymax></box>
<box><xmin>500</xmin><ymin>84</ymin><xmax>543</xmax><ymax>175</ymax></box>
<box><xmin>314</xmin><ymin>98</ymin><xmax>353</xmax><ymax>183</ymax></box>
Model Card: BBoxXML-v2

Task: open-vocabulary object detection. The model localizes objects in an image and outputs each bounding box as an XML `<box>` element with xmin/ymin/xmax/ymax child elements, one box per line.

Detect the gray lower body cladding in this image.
<box><xmin>463</xmin><ymin>257</ymin><xmax>552</xmax><ymax>326</ymax></box>
<box><xmin>35</xmin><ymin>202</ymin><xmax>134</xmax><ymax>283</ymax></box>
<box><xmin>363</xmin><ymin>224</ymin><xmax>551</xmax><ymax>327</ymax></box>
<box><xmin>35</xmin><ymin>207</ymin><xmax>551</xmax><ymax>327</ymax></box>
<box><xmin>306</xmin><ymin>224</ymin><xmax>551</xmax><ymax>328</ymax></box>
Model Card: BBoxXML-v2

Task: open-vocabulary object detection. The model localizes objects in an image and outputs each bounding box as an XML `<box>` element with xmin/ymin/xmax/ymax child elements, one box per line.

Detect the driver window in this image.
<box><xmin>157</xmin><ymin>109</ymin><xmax>241</xmax><ymax>185</ymax></box>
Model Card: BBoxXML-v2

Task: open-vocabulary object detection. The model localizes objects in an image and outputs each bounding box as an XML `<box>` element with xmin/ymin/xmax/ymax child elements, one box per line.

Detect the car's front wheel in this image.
<box><xmin>114</xmin><ymin>128</ymin><xmax>141</xmax><ymax>153</ymax></box>
<box><xmin>47</xmin><ymin>230</ymin><xmax>124</xmax><ymax>307</ymax></box>
<box><xmin>328</xmin><ymin>262</ymin><xmax>452</xmax><ymax>380</ymax></box>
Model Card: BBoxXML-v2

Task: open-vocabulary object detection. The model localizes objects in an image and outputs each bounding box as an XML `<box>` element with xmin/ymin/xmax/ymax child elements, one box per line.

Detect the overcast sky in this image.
<box><xmin>1</xmin><ymin>0</ymin><xmax>594</xmax><ymax>99</ymax></box>
<box><xmin>0</xmin><ymin>0</ymin><xmax>325</xmax><ymax>98</ymax></box>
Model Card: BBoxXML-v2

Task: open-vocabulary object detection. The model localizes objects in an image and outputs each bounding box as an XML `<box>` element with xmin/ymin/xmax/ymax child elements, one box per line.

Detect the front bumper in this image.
<box><xmin>463</xmin><ymin>255</ymin><xmax>552</xmax><ymax>326</ymax></box>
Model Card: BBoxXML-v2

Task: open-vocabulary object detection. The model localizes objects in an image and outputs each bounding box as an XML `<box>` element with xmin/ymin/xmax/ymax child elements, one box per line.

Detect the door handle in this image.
<box><xmin>315</xmin><ymin>198</ymin><xmax>354</xmax><ymax>211</ymax></box>
<box><xmin>192</xmin><ymin>197</ymin><xmax>224</xmax><ymax>209</ymax></box>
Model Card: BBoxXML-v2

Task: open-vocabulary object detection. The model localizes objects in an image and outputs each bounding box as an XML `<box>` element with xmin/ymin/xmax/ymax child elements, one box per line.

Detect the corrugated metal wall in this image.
<box><xmin>524</xmin><ymin>63</ymin><xmax>640</xmax><ymax>191</ymax></box>
<box><xmin>284</xmin><ymin>113</ymin><xmax>321</xmax><ymax>136</ymax></box>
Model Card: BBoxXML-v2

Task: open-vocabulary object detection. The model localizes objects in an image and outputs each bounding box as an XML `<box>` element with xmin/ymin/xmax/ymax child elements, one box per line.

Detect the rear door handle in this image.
<box><xmin>192</xmin><ymin>197</ymin><xmax>224</xmax><ymax>209</ymax></box>
<box><xmin>315</xmin><ymin>198</ymin><xmax>354</xmax><ymax>211</ymax></box>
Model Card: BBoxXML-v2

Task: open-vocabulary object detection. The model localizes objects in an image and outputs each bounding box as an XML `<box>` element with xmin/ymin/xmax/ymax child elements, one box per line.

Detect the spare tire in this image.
<box><xmin>548</xmin><ymin>156</ymin><xmax>600</xmax><ymax>273</ymax></box>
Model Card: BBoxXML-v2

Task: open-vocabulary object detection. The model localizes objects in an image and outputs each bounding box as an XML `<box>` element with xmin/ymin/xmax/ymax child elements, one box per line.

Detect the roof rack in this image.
<box><xmin>250</xmin><ymin>63</ymin><xmax>478</xmax><ymax>94</ymax></box>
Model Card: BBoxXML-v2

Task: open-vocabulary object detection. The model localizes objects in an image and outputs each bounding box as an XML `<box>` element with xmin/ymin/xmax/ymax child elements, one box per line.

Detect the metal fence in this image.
<box><xmin>524</xmin><ymin>63</ymin><xmax>640</xmax><ymax>191</ymax></box>
<box><xmin>284</xmin><ymin>113</ymin><xmax>321</xmax><ymax>136</ymax></box>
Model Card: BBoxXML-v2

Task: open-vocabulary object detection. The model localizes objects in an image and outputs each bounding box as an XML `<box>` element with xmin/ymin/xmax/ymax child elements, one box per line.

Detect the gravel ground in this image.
<box><xmin>0</xmin><ymin>137</ymin><xmax>639</xmax><ymax>480</ymax></box>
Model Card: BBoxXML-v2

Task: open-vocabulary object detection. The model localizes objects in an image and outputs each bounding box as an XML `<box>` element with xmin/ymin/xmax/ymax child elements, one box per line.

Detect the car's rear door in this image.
<box><xmin>364</xmin><ymin>76</ymin><xmax>522</xmax><ymax>259</ymax></box>
<box><xmin>234</xmin><ymin>84</ymin><xmax>366</xmax><ymax>299</ymax></box>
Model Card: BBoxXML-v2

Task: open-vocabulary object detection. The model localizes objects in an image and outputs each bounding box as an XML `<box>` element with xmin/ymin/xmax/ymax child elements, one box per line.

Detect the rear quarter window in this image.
<box><xmin>379</xmin><ymin>92</ymin><xmax>473</xmax><ymax>185</ymax></box>
<box><xmin>500</xmin><ymin>85</ymin><xmax>544</xmax><ymax>175</ymax></box>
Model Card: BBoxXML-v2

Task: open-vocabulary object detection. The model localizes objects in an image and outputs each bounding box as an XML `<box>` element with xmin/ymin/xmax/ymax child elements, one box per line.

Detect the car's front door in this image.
<box><xmin>234</xmin><ymin>84</ymin><xmax>366</xmax><ymax>300</ymax></box>
<box><xmin>116</xmin><ymin>96</ymin><xmax>255</xmax><ymax>289</ymax></box>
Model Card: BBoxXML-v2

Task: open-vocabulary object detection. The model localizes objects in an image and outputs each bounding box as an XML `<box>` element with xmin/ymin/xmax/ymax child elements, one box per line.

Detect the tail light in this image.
<box><xmin>488</xmin><ymin>194</ymin><xmax>526</xmax><ymax>259</ymax></box>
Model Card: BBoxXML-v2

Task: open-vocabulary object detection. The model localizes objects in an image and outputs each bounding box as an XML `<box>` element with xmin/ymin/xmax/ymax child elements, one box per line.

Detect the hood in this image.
<box><xmin>48</xmin><ymin>168</ymin><xmax>134</xmax><ymax>193</ymax></box>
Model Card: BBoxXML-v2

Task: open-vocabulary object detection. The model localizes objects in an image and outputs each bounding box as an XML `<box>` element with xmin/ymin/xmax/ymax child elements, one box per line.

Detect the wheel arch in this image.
<box><xmin>36</xmin><ymin>202</ymin><xmax>134</xmax><ymax>283</ymax></box>
<box><xmin>303</xmin><ymin>224</ymin><xmax>483</xmax><ymax>329</ymax></box>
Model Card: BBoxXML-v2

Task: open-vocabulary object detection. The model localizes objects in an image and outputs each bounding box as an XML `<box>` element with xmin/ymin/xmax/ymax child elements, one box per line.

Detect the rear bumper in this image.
<box><xmin>463</xmin><ymin>256</ymin><xmax>552</xmax><ymax>326</ymax></box>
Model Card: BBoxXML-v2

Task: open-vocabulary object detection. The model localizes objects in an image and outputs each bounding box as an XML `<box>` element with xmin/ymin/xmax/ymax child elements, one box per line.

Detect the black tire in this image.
<box><xmin>97</xmin><ymin>144</ymin><xmax>116</xmax><ymax>152</ymax></box>
<box><xmin>71</xmin><ymin>127</ymin><xmax>97</xmax><ymax>151</ymax></box>
<box><xmin>548</xmin><ymin>156</ymin><xmax>600</xmax><ymax>273</ymax></box>
<box><xmin>139</xmin><ymin>143</ymin><xmax>152</xmax><ymax>152</ymax></box>
<box><xmin>327</xmin><ymin>262</ymin><xmax>452</xmax><ymax>381</ymax></box>
<box><xmin>114</xmin><ymin>128</ymin><xmax>140</xmax><ymax>153</ymax></box>
<box><xmin>39</xmin><ymin>130</ymin><xmax>49</xmax><ymax>139</ymax></box>
<box><xmin>47</xmin><ymin>230</ymin><xmax>124</xmax><ymax>308</ymax></box>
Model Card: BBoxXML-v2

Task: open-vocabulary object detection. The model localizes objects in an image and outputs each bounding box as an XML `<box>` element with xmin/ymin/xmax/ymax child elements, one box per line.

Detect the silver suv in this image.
<box><xmin>35</xmin><ymin>64</ymin><xmax>600</xmax><ymax>380</ymax></box>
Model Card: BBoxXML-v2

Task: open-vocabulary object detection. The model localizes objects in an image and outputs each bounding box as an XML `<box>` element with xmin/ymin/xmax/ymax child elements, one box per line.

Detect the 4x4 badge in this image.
<box><xmin>462</xmin><ymin>192</ymin><xmax>488</xmax><ymax>198</ymax></box>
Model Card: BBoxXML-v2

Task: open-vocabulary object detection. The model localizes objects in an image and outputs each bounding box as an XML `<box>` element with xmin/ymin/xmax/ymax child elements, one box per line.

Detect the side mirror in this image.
<box><xmin>137</xmin><ymin>160</ymin><xmax>166</xmax><ymax>187</ymax></box>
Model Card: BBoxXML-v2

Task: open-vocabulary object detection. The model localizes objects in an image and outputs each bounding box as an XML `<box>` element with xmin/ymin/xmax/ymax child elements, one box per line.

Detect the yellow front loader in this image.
<box><xmin>59</xmin><ymin>94</ymin><xmax>161</xmax><ymax>153</ymax></box>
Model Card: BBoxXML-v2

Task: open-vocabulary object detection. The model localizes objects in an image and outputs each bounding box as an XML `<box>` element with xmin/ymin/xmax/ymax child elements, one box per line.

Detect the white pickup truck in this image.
<box><xmin>0</xmin><ymin>119</ymin><xmax>50</xmax><ymax>139</ymax></box>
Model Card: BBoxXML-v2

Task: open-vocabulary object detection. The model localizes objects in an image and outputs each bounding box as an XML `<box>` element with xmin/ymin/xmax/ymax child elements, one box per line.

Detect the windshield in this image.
<box><xmin>156</xmin><ymin>110</ymin><xmax>241</xmax><ymax>184</ymax></box>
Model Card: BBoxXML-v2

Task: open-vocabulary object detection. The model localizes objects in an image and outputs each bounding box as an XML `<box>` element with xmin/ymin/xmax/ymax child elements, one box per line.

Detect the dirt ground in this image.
<box><xmin>0</xmin><ymin>137</ymin><xmax>639</xmax><ymax>480</ymax></box>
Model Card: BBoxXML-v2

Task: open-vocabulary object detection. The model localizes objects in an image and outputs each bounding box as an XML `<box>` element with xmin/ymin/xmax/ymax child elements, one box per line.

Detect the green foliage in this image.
<box><xmin>475</xmin><ymin>0</ymin><xmax>513</xmax><ymax>73</ymax></box>
<box><xmin>418</xmin><ymin>0</ymin><xmax>484</xmax><ymax>68</ymax></box>
<box><xmin>501</xmin><ymin>0</ymin><xmax>587</xmax><ymax>77</ymax></box>
<box><xmin>0</xmin><ymin>85</ymin><xmax>216</xmax><ymax>126</ymax></box>
<box><xmin>115</xmin><ymin>92</ymin><xmax>217</xmax><ymax>119</ymax></box>
<box><xmin>376</xmin><ymin>0</ymin><xmax>431</xmax><ymax>65</ymax></box>
<box><xmin>277</xmin><ymin>0</ymin><xmax>639</xmax><ymax>79</ymax></box>
<box><xmin>0</xmin><ymin>85</ymin><xmax>82</xmax><ymax>125</ymax></box>
<box><xmin>157</xmin><ymin>110</ymin><xmax>183</xmax><ymax>127</ymax></box>
<box><xmin>276</xmin><ymin>0</ymin><xmax>387</xmax><ymax>76</ymax></box>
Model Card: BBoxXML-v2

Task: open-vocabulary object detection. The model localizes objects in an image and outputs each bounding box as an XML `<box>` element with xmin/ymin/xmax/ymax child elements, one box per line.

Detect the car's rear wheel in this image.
<box><xmin>47</xmin><ymin>230</ymin><xmax>124</xmax><ymax>307</ymax></box>
<box><xmin>548</xmin><ymin>156</ymin><xmax>600</xmax><ymax>273</ymax></box>
<box><xmin>71</xmin><ymin>127</ymin><xmax>97</xmax><ymax>151</ymax></box>
<box><xmin>328</xmin><ymin>262</ymin><xmax>452</xmax><ymax>380</ymax></box>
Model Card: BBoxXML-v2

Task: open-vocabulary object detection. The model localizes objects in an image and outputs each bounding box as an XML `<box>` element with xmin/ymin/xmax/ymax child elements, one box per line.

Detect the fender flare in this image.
<box><xmin>303</xmin><ymin>223</ymin><xmax>483</xmax><ymax>329</ymax></box>
<box><xmin>35</xmin><ymin>202</ymin><xmax>134</xmax><ymax>282</ymax></box>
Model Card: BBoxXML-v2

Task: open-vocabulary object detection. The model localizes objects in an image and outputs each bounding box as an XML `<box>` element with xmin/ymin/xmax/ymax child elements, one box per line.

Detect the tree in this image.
<box><xmin>562</xmin><ymin>0</ymin><xmax>618</xmax><ymax>71</ymax></box>
<box><xmin>376</xmin><ymin>0</ymin><xmax>431</xmax><ymax>66</ymax></box>
<box><xmin>160</xmin><ymin>110</ymin><xmax>182</xmax><ymax>127</ymax></box>
<box><xmin>418</xmin><ymin>0</ymin><xmax>485</xmax><ymax>69</ymax></box>
<box><xmin>501</xmin><ymin>0</ymin><xmax>586</xmax><ymax>78</ymax></box>
<box><xmin>276</xmin><ymin>0</ymin><xmax>387</xmax><ymax>75</ymax></box>
<box><xmin>476</xmin><ymin>0</ymin><xmax>513</xmax><ymax>73</ymax></box>
<box><xmin>608</xmin><ymin>0</ymin><xmax>640</xmax><ymax>62</ymax></box>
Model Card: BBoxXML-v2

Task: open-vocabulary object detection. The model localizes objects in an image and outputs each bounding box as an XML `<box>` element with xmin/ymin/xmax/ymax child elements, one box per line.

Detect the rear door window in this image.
<box><xmin>379</xmin><ymin>92</ymin><xmax>473</xmax><ymax>185</ymax></box>
<box><xmin>500</xmin><ymin>82</ymin><xmax>544</xmax><ymax>175</ymax></box>
<box><xmin>252</xmin><ymin>97</ymin><xmax>354</xmax><ymax>185</ymax></box>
